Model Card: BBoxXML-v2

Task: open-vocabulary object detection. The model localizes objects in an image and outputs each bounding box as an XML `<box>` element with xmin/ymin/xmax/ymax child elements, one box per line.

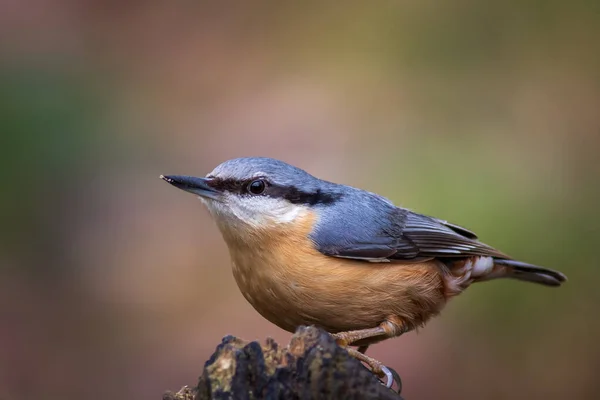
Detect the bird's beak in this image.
<box><xmin>160</xmin><ymin>175</ymin><xmax>221</xmax><ymax>201</ymax></box>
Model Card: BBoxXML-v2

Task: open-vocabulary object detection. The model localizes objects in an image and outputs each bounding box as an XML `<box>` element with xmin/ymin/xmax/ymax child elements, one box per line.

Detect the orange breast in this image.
<box><xmin>222</xmin><ymin>211</ymin><xmax>449</xmax><ymax>334</ymax></box>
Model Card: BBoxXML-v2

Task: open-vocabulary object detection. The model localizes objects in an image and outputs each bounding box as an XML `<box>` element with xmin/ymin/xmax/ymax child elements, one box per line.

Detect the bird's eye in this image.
<box><xmin>247</xmin><ymin>179</ymin><xmax>266</xmax><ymax>195</ymax></box>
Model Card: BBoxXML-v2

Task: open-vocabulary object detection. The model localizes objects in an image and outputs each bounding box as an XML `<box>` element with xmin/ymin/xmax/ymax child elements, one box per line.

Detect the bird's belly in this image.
<box><xmin>230</xmin><ymin>250</ymin><xmax>447</xmax><ymax>334</ymax></box>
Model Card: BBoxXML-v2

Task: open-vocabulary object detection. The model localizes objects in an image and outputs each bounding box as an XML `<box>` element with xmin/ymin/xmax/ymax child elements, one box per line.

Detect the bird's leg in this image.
<box><xmin>345</xmin><ymin>347</ymin><xmax>395</xmax><ymax>389</ymax></box>
<box><xmin>331</xmin><ymin>326</ymin><xmax>386</xmax><ymax>347</ymax></box>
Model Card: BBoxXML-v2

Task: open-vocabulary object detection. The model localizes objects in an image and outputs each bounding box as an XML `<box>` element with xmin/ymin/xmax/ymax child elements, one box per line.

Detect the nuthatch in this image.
<box><xmin>161</xmin><ymin>157</ymin><xmax>567</xmax><ymax>388</ymax></box>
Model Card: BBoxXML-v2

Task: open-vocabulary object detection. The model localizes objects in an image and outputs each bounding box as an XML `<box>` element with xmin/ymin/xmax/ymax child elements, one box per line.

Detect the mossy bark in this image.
<box><xmin>164</xmin><ymin>326</ymin><xmax>403</xmax><ymax>400</ymax></box>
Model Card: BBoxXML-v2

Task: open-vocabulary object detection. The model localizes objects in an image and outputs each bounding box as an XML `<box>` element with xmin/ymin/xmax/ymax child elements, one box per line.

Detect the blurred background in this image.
<box><xmin>1</xmin><ymin>1</ymin><xmax>599</xmax><ymax>399</ymax></box>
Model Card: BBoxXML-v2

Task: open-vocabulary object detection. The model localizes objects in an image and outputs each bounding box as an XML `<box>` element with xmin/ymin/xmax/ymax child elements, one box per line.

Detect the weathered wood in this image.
<box><xmin>164</xmin><ymin>326</ymin><xmax>403</xmax><ymax>400</ymax></box>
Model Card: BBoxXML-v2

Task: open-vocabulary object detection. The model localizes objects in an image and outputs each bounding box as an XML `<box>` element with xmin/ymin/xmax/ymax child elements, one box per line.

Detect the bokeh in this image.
<box><xmin>1</xmin><ymin>1</ymin><xmax>599</xmax><ymax>399</ymax></box>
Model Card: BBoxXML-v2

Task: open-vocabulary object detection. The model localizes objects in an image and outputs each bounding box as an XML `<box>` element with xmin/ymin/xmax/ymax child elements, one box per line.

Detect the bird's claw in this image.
<box><xmin>379</xmin><ymin>365</ymin><xmax>394</xmax><ymax>388</ymax></box>
<box><xmin>374</xmin><ymin>364</ymin><xmax>402</xmax><ymax>392</ymax></box>
<box><xmin>388</xmin><ymin>366</ymin><xmax>403</xmax><ymax>393</ymax></box>
<box><xmin>344</xmin><ymin>346</ymin><xmax>402</xmax><ymax>392</ymax></box>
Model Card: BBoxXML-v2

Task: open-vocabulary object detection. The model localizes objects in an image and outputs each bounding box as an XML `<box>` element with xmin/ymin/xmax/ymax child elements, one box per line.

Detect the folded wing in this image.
<box><xmin>315</xmin><ymin>208</ymin><xmax>510</xmax><ymax>262</ymax></box>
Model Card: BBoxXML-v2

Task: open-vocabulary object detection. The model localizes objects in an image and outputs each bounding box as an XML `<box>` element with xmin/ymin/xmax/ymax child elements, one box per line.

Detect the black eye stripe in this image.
<box><xmin>206</xmin><ymin>178</ymin><xmax>342</xmax><ymax>205</ymax></box>
<box><xmin>206</xmin><ymin>178</ymin><xmax>243</xmax><ymax>192</ymax></box>
<box><xmin>207</xmin><ymin>177</ymin><xmax>268</xmax><ymax>193</ymax></box>
<box><xmin>268</xmin><ymin>186</ymin><xmax>342</xmax><ymax>205</ymax></box>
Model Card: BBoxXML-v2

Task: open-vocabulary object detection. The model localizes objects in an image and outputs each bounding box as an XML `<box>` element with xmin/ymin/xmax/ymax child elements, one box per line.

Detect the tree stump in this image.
<box><xmin>164</xmin><ymin>325</ymin><xmax>403</xmax><ymax>400</ymax></box>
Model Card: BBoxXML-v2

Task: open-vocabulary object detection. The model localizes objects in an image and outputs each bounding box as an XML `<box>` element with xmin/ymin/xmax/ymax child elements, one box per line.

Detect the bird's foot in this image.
<box><xmin>345</xmin><ymin>347</ymin><xmax>401</xmax><ymax>392</ymax></box>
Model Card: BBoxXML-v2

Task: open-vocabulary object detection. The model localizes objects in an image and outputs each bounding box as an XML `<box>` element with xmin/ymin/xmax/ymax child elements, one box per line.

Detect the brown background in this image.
<box><xmin>1</xmin><ymin>1</ymin><xmax>599</xmax><ymax>399</ymax></box>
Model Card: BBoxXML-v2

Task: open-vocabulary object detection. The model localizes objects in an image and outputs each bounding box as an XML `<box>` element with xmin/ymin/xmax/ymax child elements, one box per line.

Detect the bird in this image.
<box><xmin>161</xmin><ymin>157</ymin><xmax>567</xmax><ymax>388</ymax></box>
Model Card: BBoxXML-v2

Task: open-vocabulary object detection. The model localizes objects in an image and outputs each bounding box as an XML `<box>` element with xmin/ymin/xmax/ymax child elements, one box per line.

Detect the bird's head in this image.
<box><xmin>161</xmin><ymin>157</ymin><xmax>343</xmax><ymax>240</ymax></box>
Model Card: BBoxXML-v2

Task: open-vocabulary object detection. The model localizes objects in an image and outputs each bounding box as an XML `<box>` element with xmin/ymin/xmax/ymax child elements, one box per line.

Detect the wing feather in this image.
<box><xmin>315</xmin><ymin>207</ymin><xmax>510</xmax><ymax>262</ymax></box>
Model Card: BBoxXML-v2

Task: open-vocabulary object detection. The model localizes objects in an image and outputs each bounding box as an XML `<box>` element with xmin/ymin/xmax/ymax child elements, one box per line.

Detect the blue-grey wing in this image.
<box><xmin>311</xmin><ymin>194</ymin><xmax>509</xmax><ymax>262</ymax></box>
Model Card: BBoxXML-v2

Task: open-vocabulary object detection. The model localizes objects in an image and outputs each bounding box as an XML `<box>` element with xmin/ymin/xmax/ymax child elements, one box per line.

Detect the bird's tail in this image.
<box><xmin>493</xmin><ymin>259</ymin><xmax>567</xmax><ymax>287</ymax></box>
